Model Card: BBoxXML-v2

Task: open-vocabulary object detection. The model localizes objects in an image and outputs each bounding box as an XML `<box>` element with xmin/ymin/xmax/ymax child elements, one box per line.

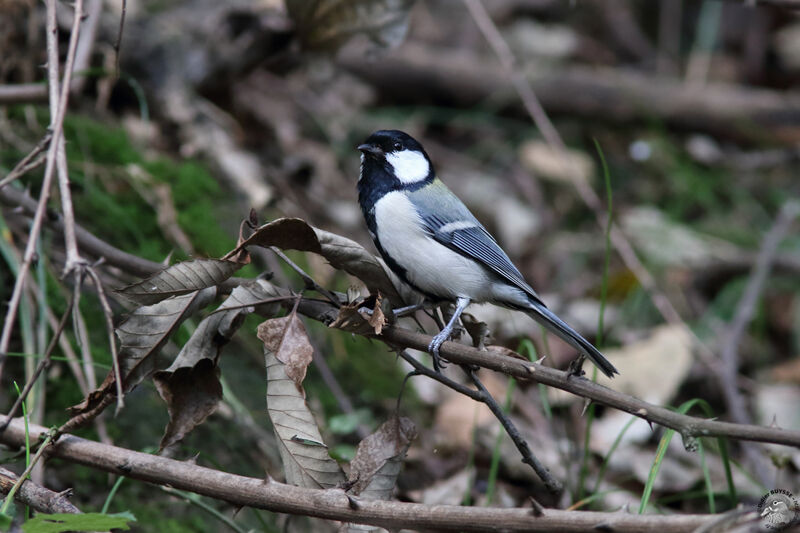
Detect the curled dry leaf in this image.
<box><xmin>69</xmin><ymin>288</ymin><xmax>218</xmax><ymax>417</ymax></box>
<box><xmin>287</xmin><ymin>0</ymin><xmax>414</xmax><ymax>53</ymax></box>
<box><xmin>257</xmin><ymin>311</ymin><xmax>314</xmax><ymax>390</ymax></box>
<box><xmin>116</xmin><ymin>259</ymin><xmax>243</xmax><ymax>305</ymax></box>
<box><xmin>238</xmin><ymin>217</ymin><xmax>421</xmax><ymax>306</ymax></box>
<box><xmin>461</xmin><ymin>312</ymin><xmax>490</xmax><ymax>350</ymax></box>
<box><xmin>348</xmin><ymin>416</ymin><xmax>417</xmax><ymax>498</ymax></box>
<box><xmin>154</xmin><ymin>280</ymin><xmax>283</xmax><ymax>451</ymax></box>
<box><xmin>329</xmin><ymin>293</ymin><xmax>386</xmax><ymax>335</ymax></box>
<box><xmin>154</xmin><ymin>359</ymin><xmax>221</xmax><ymax>455</ymax></box>
<box><xmin>261</xmin><ymin>315</ymin><xmax>345</xmax><ymax>489</ymax></box>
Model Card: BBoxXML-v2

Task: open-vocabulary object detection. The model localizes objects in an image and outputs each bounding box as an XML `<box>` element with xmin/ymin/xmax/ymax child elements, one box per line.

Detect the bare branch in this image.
<box><xmin>372</xmin><ymin>325</ymin><xmax>800</xmax><ymax>448</ymax></box>
<box><xmin>0</xmin><ymin>467</ymin><xmax>81</xmax><ymax>515</ymax></box>
<box><xmin>0</xmin><ymin>418</ymin><xmax>725</xmax><ymax>532</ymax></box>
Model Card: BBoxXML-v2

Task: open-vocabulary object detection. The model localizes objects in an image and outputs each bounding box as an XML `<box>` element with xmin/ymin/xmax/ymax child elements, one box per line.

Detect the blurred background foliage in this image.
<box><xmin>1</xmin><ymin>0</ymin><xmax>799</xmax><ymax>531</ymax></box>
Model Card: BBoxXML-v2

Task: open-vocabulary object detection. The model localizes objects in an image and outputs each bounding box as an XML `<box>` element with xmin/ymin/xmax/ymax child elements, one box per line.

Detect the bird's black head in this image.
<box><xmin>357</xmin><ymin>130</ymin><xmax>434</xmax><ymax>188</ymax></box>
<box><xmin>358</xmin><ymin>130</ymin><xmax>426</xmax><ymax>157</ymax></box>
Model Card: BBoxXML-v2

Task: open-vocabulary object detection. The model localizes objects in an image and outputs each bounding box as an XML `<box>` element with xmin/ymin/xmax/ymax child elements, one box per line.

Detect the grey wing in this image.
<box><xmin>409</xmin><ymin>187</ymin><xmax>544</xmax><ymax>306</ymax></box>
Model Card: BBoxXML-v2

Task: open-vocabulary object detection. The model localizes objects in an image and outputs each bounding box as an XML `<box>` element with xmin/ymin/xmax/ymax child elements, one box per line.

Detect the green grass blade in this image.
<box><xmin>485</xmin><ymin>378</ymin><xmax>516</xmax><ymax>505</ymax></box>
<box><xmin>592</xmin><ymin>415</ymin><xmax>638</xmax><ymax>494</ymax></box>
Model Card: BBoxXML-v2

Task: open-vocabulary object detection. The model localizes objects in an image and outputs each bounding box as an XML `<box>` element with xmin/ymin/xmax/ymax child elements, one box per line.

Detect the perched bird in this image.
<box><xmin>357</xmin><ymin>129</ymin><xmax>618</xmax><ymax>378</ymax></box>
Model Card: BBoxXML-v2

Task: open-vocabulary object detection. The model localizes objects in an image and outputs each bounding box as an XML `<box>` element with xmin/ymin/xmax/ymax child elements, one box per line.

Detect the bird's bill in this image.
<box><xmin>357</xmin><ymin>143</ymin><xmax>383</xmax><ymax>155</ymax></box>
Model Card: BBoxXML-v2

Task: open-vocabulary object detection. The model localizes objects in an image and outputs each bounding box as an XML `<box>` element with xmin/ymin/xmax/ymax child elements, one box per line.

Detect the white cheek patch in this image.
<box><xmin>386</xmin><ymin>150</ymin><xmax>430</xmax><ymax>184</ymax></box>
<box><xmin>438</xmin><ymin>220</ymin><xmax>478</xmax><ymax>233</ymax></box>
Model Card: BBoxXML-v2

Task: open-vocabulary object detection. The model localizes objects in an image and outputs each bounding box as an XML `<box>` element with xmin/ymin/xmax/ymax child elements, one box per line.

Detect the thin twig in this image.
<box><xmin>716</xmin><ymin>200</ymin><xmax>800</xmax><ymax>485</ymax></box>
<box><xmin>0</xmin><ymin>0</ymin><xmax>75</xmax><ymax>382</ymax></box>
<box><xmin>0</xmin><ymin>133</ymin><xmax>52</xmax><ymax>189</ymax></box>
<box><xmin>0</xmin><ymin>296</ymin><xmax>75</xmax><ymax>433</ymax></box>
<box><xmin>269</xmin><ymin>246</ymin><xmax>341</xmax><ymax>307</ymax></box>
<box><xmin>113</xmin><ymin>0</ymin><xmax>127</xmax><ymax>80</ymax></box>
<box><xmin>718</xmin><ymin>200</ymin><xmax>800</xmax><ymax>424</ymax></box>
<box><xmin>312</xmin><ymin>349</ymin><xmax>370</xmax><ymax>440</ymax></box>
<box><xmin>72</xmin><ymin>284</ymin><xmax>98</xmax><ymax>391</ymax></box>
<box><xmin>394</xmin><ymin>348</ymin><xmax>562</xmax><ymax>493</ymax></box>
<box><xmin>464</xmin><ymin>366</ymin><xmax>562</xmax><ymax>494</ymax></box>
<box><xmin>50</xmin><ymin>0</ymin><xmax>88</xmax><ymax>278</ymax></box>
<box><xmin>86</xmin><ymin>266</ymin><xmax>124</xmax><ymax>414</ymax></box>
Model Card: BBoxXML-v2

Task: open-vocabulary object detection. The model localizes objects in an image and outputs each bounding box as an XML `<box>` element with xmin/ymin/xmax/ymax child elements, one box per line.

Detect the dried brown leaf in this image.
<box><xmin>154</xmin><ymin>280</ymin><xmax>283</xmax><ymax>451</ymax></box>
<box><xmin>154</xmin><ymin>359</ymin><xmax>222</xmax><ymax>454</ymax></box>
<box><xmin>257</xmin><ymin>312</ymin><xmax>314</xmax><ymax>389</ymax></box>
<box><xmin>263</xmin><ymin>320</ymin><xmax>345</xmax><ymax>488</ymax></box>
<box><xmin>461</xmin><ymin>312</ymin><xmax>489</xmax><ymax>350</ymax></box>
<box><xmin>69</xmin><ymin>288</ymin><xmax>217</xmax><ymax>416</ymax></box>
<box><xmin>348</xmin><ymin>416</ymin><xmax>416</xmax><ymax>497</ymax></box>
<box><xmin>329</xmin><ymin>294</ymin><xmax>386</xmax><ymax>335</ymax></box>
<box><xmin>116</xmin><ymin>259</ymin><xmax>243</xmax><ymax>305</ymax></box>
<box><xmin>239</xmin><ymin>218</ymin><xmax>421</xmax><ymax>307</ymax></box>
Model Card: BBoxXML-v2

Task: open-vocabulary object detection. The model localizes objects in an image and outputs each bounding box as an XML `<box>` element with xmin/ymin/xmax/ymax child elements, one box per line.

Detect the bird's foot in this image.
<box><xmin>428</xmin><ymin>331</ymin><xmax>450</xmax><ymax>372</ymax></box>
<box><xmin>567</xmin><ymin>355</ymin><xmax>587</xmax><ymax>378</ymax></box>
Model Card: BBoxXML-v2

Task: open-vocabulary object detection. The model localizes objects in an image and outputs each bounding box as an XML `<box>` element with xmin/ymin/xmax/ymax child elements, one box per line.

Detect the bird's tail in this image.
<box><xmin>524</xmin><ymin>301</ymin><xmax>619</xmax><ymax>378</ymax></box>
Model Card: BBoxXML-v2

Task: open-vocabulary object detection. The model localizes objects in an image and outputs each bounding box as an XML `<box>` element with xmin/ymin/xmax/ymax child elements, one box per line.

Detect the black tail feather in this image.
<box><xmin>525</xmin><ymin>302</ymin><xmax>619</xmax><ymax>378</ymax></box>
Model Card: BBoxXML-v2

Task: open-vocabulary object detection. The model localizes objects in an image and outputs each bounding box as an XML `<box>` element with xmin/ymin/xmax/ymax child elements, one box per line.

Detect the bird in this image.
<box><xmin>761</xmin><ymin>497</ymin><xmax>794</xmax><ymax>527</ymax></box>
<box><xmin>356</xmin><ymin>129</ymin><xmax>619</xmax><ymax>378</ymax></box>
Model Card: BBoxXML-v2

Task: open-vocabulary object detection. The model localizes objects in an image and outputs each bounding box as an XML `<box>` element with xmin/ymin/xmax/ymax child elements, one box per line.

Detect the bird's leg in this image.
<box><xmin>392</xmin><ymin>302</ymin><xmax>425</xmax><ymax>318</ymax></box>
<box><xmin>428</xmin><ymin>297</ymin><xmax>470</xmax><ymax>372</ymax></box>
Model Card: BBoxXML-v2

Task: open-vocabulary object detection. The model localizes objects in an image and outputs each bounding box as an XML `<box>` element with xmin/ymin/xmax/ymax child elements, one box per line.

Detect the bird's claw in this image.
<box><xmin>428</xmin><ymin>334</ymin><xmax>449</xmax><ymax>373</ymax></box>
<box><xmin>567</xmin><ymin>355</ymin><xmax>587</xmax><ymax>378</ymax></box>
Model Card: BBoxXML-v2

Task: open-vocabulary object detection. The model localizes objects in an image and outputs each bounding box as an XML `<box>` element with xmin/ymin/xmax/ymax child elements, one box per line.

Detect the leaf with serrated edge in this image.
<box><xmin>69</xmin><ymin>288</ymin><xmax>217</xmax><ymax>416</ymax></box>
<box><xmin>154</xmin><ymin>279</ymin><xmax>284</xmax><ymax>451</ymax></box>
<box><xmin>117</xmin><ymin>259</ymin><xmax>243</xmax><ymax>305</ymax></box>
<box><xmin>260</xmin><ymin>314</ymin><xmax>344</xmax><ymax>489</ymax></box>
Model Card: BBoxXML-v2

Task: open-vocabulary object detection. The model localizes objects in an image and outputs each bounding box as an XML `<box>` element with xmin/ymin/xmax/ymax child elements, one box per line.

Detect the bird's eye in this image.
<box><xmin>393</xmin><ymin>142</ymin><xmax>402</xmax><ymax>151</ymax></box>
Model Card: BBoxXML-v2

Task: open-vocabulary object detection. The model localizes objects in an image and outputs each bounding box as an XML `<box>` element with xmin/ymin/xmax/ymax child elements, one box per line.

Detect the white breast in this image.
<box><xmin>374</xmin><ymin>191</ymin><xmax>494</xmax><ymax>300</ymax></box>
